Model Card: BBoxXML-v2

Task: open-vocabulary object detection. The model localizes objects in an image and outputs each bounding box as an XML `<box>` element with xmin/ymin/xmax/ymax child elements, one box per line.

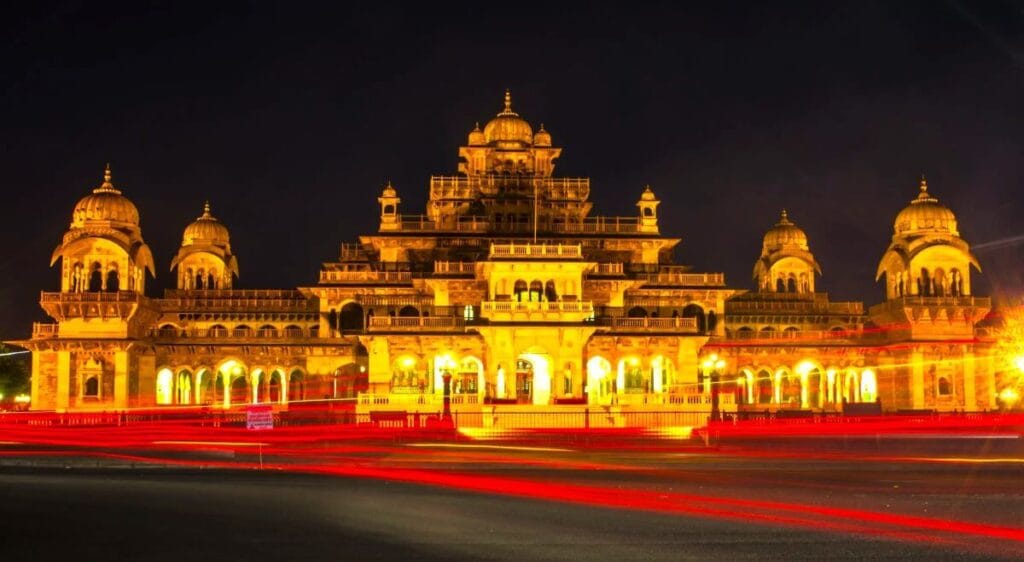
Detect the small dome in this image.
<box><xmin>468</xmin><ymin>122</ymin><xmax>486</xmax><ymax>145</ymax></box>
<box><xmin>894</xmin><ymin>177</ymin><xmax>958</xmax><ymax>235</ymax></box>
<box><xmin>71</xmin><ymin>165</ymin><xmax>140</xmax><ymax>227</ymax></box>
<box><xmin>763</xmin><ymin>210</ymin><xmax>809</xmax><ymax>250</ymax></box>
<box><xmin>182</xmin><ymin>201</ymin><xmax>230</xmax><ymax>246</ymax></box>
<box><xmin>381</xmin><ymin>181</ymin><xmax>397</xmax><ymax>198</ymax></box>
<box><xmin>639</xmin><ymin>185</ymin><xmax>657</xmax><ymax>201</ymax></box>
<box><xmin>483</xmin><ymin>90</ymin><xmax>533</xmax><ymax>144</ymax></box>
<box><xmin>533</xmin><ymin>124</ymin><xmax>552</xmax><ymax>146</ymax></box>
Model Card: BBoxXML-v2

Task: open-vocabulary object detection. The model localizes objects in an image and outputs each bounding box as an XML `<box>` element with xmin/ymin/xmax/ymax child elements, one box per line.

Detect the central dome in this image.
<box><xmin>71</xmin><ymin>165</ymin><xmax>140</xmax><ymax>227</ymax></box>
<box><xmin>483</xmin><ymin>90</ymin><xmax>533</xmax><ymax>144</ymax></box>
<box><xmin>762</xmin><ymin>210</ymin><xmax>808</xmax><ymax>250</ymax></box>
<box><xmin>182</xmin><ymin>202</ymin><xmax>231</xmax><ymax>247</ymax></box>
<box><xmin>894</xmin><ymin>177</ymin><xmax>958</xmax><ymax>235</ymax></box>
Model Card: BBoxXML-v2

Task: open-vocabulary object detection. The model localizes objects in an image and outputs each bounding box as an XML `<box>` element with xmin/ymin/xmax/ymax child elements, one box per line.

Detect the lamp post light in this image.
<box><xmin>701</xmin><ymin>354</ymin><xmax>727</xmax><ymax>422</ymax></box>
<box><xmin>441</xmin><ymin>357</ymin><xmax>456</xmax><ymax>421</ymax></box>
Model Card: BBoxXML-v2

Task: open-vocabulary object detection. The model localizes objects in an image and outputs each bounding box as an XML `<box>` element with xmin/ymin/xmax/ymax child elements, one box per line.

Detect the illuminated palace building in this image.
<box><xmin>14</xmin><ymin>92</ymin><xmax>1004</xmax><ymax>422</ymax></box>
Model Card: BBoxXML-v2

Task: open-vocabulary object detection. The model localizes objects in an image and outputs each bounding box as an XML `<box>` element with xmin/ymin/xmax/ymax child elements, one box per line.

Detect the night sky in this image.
<box><xmin>2</xmin><ymin>1</ymin><xmax>1023</xmax><ymax>340</ymax></box>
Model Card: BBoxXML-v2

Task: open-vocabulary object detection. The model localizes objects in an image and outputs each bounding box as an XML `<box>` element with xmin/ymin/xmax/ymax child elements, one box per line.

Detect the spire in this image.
<box><xmin>914</xmin><ymin>174</ymin><xmax>937</xmax><ymax>203</ymax></box>
<box><xmin>497</xmin><ymin>89</ymin><xmax>519</xmax><ymax>117</ymax></box>
<box><xmin>202</xmin><ymin>200</ymin><xmax>212</xmax><ymax>218</ymax></box>
<box><xmin>95</xmin><ymin>163</ymin><xmax>121</xmax><ymax>194</ymax></box>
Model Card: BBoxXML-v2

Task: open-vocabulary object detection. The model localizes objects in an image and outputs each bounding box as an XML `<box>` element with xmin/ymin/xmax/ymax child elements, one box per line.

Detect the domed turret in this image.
<box><xmin>876</xmin><ymin>177</ymin><xmax>979</xmax><ymax>300</ymax></box>
<box><xmin>378</xmin><ymin>181</ymin><xmax>401</xmax><ymax>231</ymax></box>
<box><xmin>182</xmin><ymin>202</ymin><xmax>231</xmax><ymax>247</ymax></box>
<box><xmin>533</xmin><ymin>123</ymin><xmax>552</xmax><ymax>147</ymax></box>
<box><xmin>468</xmin><ymin>122</ymin><xmax>486</xmax><ymax>146</ymax></box>
<box><xmin>762</xmin><ymin>210</ymin><xmax>809</xmax><ymax>250</ymax></box>
<box><xmin>171</xmin><ymin>201</ymin><xmax>238</xmax><ymax>290</ymax></box>
<box><xmin>71</xmin><ymin>164</ymin><xmax>140</xmax><ymax>227</ymax></box>
<box><xmin>893</xmin><ymin>177</ymin><xmax>958</xmax><ymax>235</ymax></box>
<box><xmin>51</xmin><ymin>164</ymin><xmax>155</xmax><ymax>293</ymax></box>
<box><xmin>754</xmin><ymin>210</ymin><xmax>820</xmax><ymax>293</ymax></box>
<box><xmin>636</xmin><ymin>185</ymin><xmax>660</xmax><ymax>233</ymax></box>
<box><xmin>483</xmin><ymin>90</ymin><xmax>533</xmax><ymax>145</ymax></box>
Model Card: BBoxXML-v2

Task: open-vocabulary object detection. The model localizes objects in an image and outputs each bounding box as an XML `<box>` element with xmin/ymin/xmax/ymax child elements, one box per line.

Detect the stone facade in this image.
<box><xmin>10</xmin><ymin>93</ymin><xmax>1002</xmax><ymax>420</ymax></box>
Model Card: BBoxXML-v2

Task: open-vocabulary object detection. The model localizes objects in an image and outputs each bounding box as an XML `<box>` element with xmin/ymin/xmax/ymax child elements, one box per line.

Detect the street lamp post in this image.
<box><xmin>702</xmin><ymin>354</ymin><xmax>727</xmax><ymax>422</ymax></box>
<box><xmin>442</xmin><ymin>371</ymin><xmax>453</xmax><ymax>421</ymax></box>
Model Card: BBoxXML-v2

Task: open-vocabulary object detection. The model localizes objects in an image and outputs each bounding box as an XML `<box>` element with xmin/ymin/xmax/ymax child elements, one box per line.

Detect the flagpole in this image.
<box><xmin>533</xmin><ymin>178</ymin><xmax>538</xmax><ymax>243</ymax></box>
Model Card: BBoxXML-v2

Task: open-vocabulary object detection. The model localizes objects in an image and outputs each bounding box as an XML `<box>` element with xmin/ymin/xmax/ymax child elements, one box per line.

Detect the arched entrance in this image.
<box><xmin>288</xmin><ymin>370</ymin><xmax>306</xmax><ymax>402</ymax></box>
<box><xmin>195</xmin><ymin>369</ymin><xmax>213</xmax><ymax>405</ymax></box>
<box><xmin>756</xmin><ymin>370</ymin><xmax>773</xmax><ymax>404</ymax></box>
<box><xmin>517</xmin><ymin>350</ymin><xmax>552</xmax><ymax>405</ymax></box>
<box><xmin>156</xmin><ymin>368</ymin><xmax>173</xmax><ymax>405</ymax></box>
<box><xmin>268</xmin><ymin>369</ymin><xmax>284</xmax><ymax>403</ymax></box>
<box><xmin>176</xmin><ymin>370</ymin><xmax>193</xmax><ymax>404</ymax></box>
<box><xmin>340</xmin><ymin>302</ymin><xmax>364</xmax><ymax>332</ymax></box>
<box><xmin>806</xmin><ymin>368</ymin><xmax>822</xmax><ymax>409</ymax></box>
<box><xmin>682</xmin><ymin>304</ymin><xmax>706</xmax><ymax>333</ymax></box>
<box><xmin>456</xmin><ymin>357</ymin><xmax>483</xmax><ymax>395</ymax></box>
<box><xmin>515</xmin><ymin>358</ymin><xmax>533</xmax><ymax>404</ymax></box>
<box><xmin>618</xmin><ymin>357</ymin><xmax>646</xmax><ymax>394</ymax></box>
<box><xmin>650</xmin><ymin>356</ymin><xmax>673</xmax><ymax>393</ymax></box>
<box><xmin>335</xmin><ymin>362</ymin><xmax>366</xmax><ymax>399</ymax></box>
<box><xmin>216</xmin><ymin>360</ymin><xmax>248</xmax><ymax>407</ymax></box>
<box><xmin>586</xmin><ymin>356</ymin><xmax>612</xmax><ymax>405</ymax></box>
<box><xmin>780</xmin><ymin>369</ymin><xmax>802</xmax><ymax>407</ymax></box>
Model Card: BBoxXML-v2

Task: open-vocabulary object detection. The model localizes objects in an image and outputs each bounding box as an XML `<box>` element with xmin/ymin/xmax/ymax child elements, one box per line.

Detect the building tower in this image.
<box><xmin>753</xmin><ymin>210</ymin><xmax>820</xmax><ymax>293</ymax></box>
<box><xmin>36</xmin><ymin>164</ymin><xmax>159</xmax><ymax>410</ymax></box>
<box><xmin>171</xmin><ymin>201</ymin><xmax>238</xmax><ymax>290</ymax></box>
<box><xmin>50</xmin><ymin>164</ymin><xmax>155</xmax><ymax>294</ymax></box>
<box><xmin>871</xmin><ymin>176</ymin><xmax>991</xmax><ymax>411</ymax></box>
<box><xmin>636</xmin><ymin>186</ymin><xmax>660</xmax><ymax>234</ymax></box>
<box><xmin>378</xmin><ymin>181</ymin><xmax>401</xmax><ymax>232</ymax></box>
<box><xmin>875</xmin><ymin>177</ymin><xmax>980</xmax><ymax>300</ymax></box>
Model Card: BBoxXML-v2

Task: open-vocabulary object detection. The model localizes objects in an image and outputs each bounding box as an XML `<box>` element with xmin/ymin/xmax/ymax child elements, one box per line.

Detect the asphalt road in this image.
<box><xmin>0</xmin><ymin>466</ymin><xmax>1017</xmax><ymax>561</ymax></box>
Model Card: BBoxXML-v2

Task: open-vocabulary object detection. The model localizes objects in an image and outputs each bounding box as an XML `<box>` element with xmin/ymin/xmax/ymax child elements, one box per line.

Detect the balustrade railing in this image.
<box><xmin>607</xmin><ymin>316</ymin><xmax>699</xmax><ymax>332</ymax></box>
<box><xmin>150</xmin><ymin>326</ymin><xmax>312</xmax><ymax>340</ymax></box>
<box><xmin>367</xmin><ymin>316</ymin><xmax>466</xmax><ymax>331</ymax></box>
<box><xmin>729</xmin><ymin>328</ymin><xmax>860</xmax><ymax>341</ymax></box>
<box><xmin>32</xmin><ymin>323</ymin><xmax>59</xmax><ymax>338</ymax></box>
<box><xmin>40</xmin><ymin>291</ymin><xmax>138</xmax><ymax>303</ymax></box>
<box><xmin>639</xmin><ymin>272</ymin><xmax>725</xmax><ymax>286</ymax></box>
<box><xmin>481</xmin><ymin>300</ymin><xmax>594</xmax><ymax>314</ymax></box>
<box><xmin>433</xmin><ymin>261</ymin><xmax>477</xmax><ymax>275</ymax></box>
<box><xmin>319</xmin><ymin>270</ymin><xmax>412</xmax><ymax>284</ymax></box>
<box><xmin>592</xmin><ymin>262</ymin><xmax>624</xmax><ymax>275</ymax></box>
<box><xmin>489</xmin><ymin>243</ymin><xmax>582</xmax><ymax>259</ymax></box>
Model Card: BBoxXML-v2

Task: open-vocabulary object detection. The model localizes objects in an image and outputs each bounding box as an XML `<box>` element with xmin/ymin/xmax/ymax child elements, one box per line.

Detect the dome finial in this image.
<box><xmin>778</xmin><ymin>209</ymin><xmax>792</xmax><ymax>225</ymax></box>
<box><xmin>202</xmin><ymin>200</ymin><xmax>212</xmax><ymax>217</ymax></box>
<box><xmin>504</xmin><ymin>89</ymin><xmax>512</xmax><ymax>112</ymax></box>
<box><xmin>913</xmin><ymin>174</ymin><xmax>937</xmax><ymax>203</ymax></box>
<box><xmin>95</xmin><ymin>162</ymin><xmax>120</xmax><ymax>193</ymax></box>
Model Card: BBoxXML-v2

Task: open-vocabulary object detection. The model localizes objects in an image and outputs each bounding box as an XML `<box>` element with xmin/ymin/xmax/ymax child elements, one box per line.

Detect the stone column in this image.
<box><xmin>55</xmin><ymin>351</ymin><xmax>71</xmax><ymax>412</ymax></box>
<box><xmin>911</xmin><ymin>349</ymin><xmax>925</xmax><ymax>409</ymax></box>
<box><xmin>114</xmin><ymin>351</ymin><xmax>131</xmax><ymax>409</ymax></box>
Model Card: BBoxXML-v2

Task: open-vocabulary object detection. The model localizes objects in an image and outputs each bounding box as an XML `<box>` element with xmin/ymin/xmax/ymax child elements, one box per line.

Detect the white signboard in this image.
<box><xmin>246</xmin><ymin>404</ymin><xmax>274</xmax><ymax>430</ymax></box>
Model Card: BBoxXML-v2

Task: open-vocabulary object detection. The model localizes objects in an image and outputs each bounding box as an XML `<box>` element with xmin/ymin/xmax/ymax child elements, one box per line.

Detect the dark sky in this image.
<box><xmin>2</xmin><ymin>1</ymin><xmax>1023</xmax><ymax>339</ymax></box>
